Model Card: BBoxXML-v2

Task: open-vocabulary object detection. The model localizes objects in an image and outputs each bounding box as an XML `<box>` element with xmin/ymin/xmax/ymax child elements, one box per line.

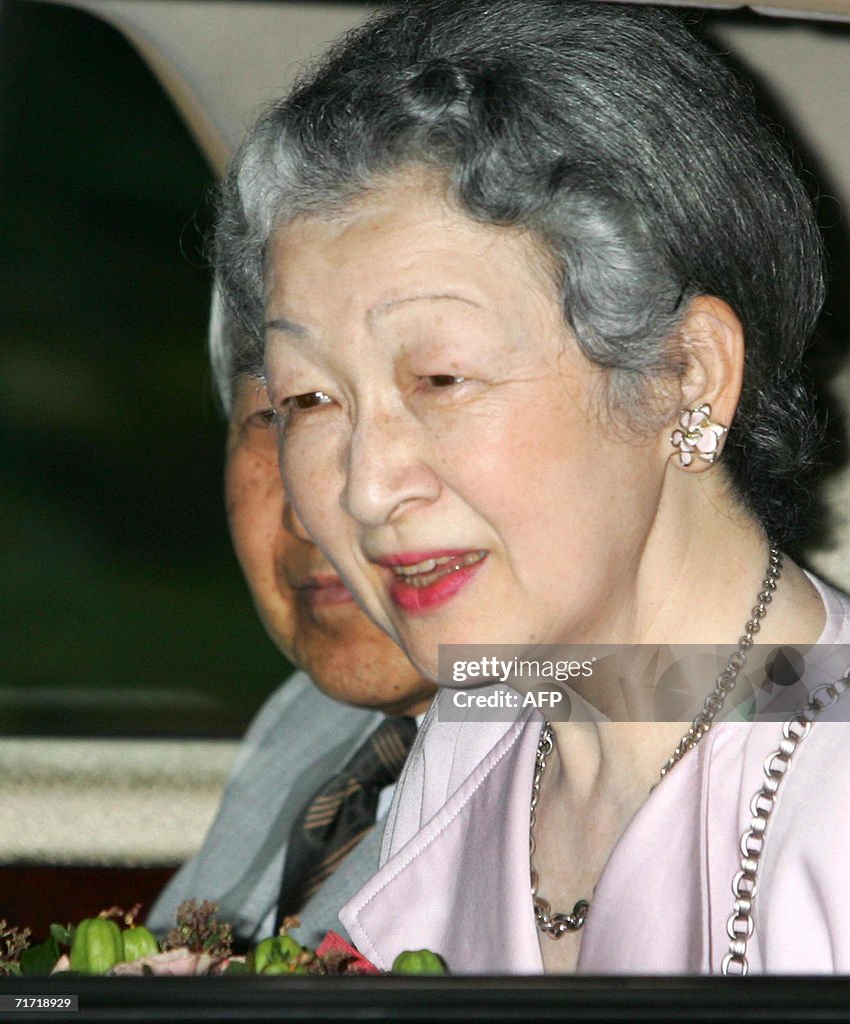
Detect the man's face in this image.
<box><xmin>225</xmin><ymin>374</ymin><xmax>435</xmax><ymax>716</ymax></box>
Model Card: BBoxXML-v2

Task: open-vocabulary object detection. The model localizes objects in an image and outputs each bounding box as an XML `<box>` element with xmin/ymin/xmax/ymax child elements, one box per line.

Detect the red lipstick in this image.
<box><xmin>375</xmin><ymin>550</ymin><xmax>488</xmax><ymax>613</ymax></box>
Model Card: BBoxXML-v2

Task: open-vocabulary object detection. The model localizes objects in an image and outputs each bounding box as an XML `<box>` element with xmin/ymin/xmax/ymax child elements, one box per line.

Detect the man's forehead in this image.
<box><xmin>231</xmin><ymin>373</ymin><xmax>270</xmax><ymax>408</ymax></box>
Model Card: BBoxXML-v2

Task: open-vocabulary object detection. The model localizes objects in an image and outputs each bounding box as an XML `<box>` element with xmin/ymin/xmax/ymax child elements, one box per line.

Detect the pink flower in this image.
<box><xmin>50</xmin><ymin>954</ymin><xmax>71</xmax><ymax>975</ymax></box>
<box><xmin>51</xmin><ymin>948</ymin><xmax>236</xmax><ymax>977</ymax></box>
<box><xmin>670</xmin><ymin>404</ymin><xmax>726</xmax><ymax>467</ymax></box>
<box><xmin>107</xmin><ymin>947</ymin><xmax>228</xmax><ymax>977</ymax></box>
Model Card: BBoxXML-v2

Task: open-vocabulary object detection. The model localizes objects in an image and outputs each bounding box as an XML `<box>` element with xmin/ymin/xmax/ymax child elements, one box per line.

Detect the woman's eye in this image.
<box><xmin>277</xmin><ymin>391</ymin><xmax>334</xmax><ymax>424</ymax></box>
<box><xmin>425</xmin><ymin>375</ymin><xmax>466</xmax><ymax>388</ymax></box>
<box><xmin>289</xmin><ymin>390</ymin><xmax>333</xmax><ymax>410</ymax></box>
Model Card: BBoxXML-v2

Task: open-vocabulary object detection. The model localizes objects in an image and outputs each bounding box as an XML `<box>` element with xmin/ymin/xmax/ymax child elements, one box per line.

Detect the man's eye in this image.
<box><xmin>247</xmin><ymin>407</ymin><xmax>276</xmax><ymax>429</ymax></box>
<box><xmin>289</xmin><ymin>390</ymin><xmax>333</xmax><ymax>410</ymax></box>
<box><xmin>426</xmin><ymin>375</ymin><xmax>466</xmax><ymax>388</ymax></box>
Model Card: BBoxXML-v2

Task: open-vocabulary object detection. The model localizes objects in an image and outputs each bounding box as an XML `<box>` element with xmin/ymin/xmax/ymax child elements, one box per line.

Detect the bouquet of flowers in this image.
<box><xmin>0</xmin><ymin>901</ymin><xmax>446</xmax><ymax>979</ymax></box>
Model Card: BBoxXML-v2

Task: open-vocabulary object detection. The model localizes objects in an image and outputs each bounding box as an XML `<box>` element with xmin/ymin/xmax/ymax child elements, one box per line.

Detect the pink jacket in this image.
<box><xmin>340</xmin><ymin>576</ymin><xmax>850</xmax><ymax>974</ymax></box>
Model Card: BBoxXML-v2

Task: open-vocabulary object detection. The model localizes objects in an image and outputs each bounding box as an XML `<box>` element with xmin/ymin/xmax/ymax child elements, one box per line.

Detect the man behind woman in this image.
<box><xmin>147</xmin><ymin>304</ymin><xmax>433</xmax><ymax>946</ymax></box>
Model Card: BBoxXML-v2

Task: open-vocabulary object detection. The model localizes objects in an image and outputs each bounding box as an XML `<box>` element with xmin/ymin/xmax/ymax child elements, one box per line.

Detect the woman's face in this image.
<box><xmin>264</xmin><ymin>176</ymin><xmax>670</xmax><ymax>680</ymax></box>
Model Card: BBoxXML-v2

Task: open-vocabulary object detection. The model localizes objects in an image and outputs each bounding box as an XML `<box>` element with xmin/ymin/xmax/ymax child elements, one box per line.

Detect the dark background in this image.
<box><xmin>0</xmin><ymin>0</ymin><xmax>288</xmax><ymax>736</ymax></box>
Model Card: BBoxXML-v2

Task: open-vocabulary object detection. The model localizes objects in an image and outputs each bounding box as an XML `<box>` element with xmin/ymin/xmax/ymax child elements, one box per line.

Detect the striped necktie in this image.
<box><xmin>276</xmin><ymin>715</ymin><xmax>417</xmax><ymax>927</ymax></box>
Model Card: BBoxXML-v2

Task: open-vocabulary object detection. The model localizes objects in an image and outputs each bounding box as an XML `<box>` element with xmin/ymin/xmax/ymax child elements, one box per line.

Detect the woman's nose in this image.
<box><xmin>342</xmin><ymin>406</ymin><xmax>440</xmax><ymax>528</ymax></box>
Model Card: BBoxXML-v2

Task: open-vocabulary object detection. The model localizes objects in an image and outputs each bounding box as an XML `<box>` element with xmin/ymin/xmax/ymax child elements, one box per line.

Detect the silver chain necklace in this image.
<box><xmin>722</xmin><ymin>667</ymin><xmax>849</xmax><ymax>974</ymax></box>
<box><xmin>530</xmin><ymin>546</ymin><xmax>783</xmax><ymax>940</ymax></box>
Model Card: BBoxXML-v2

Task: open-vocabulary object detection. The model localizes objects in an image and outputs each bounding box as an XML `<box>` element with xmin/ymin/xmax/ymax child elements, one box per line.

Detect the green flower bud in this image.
<box><xmin>391</xmin><ymin>949</ymin><xmax>448</xmax><ymax>975</ymax></box>
<box><xmin>252</xmin><ymin>933</ymin><xmax>302</xmax><ymax>974</ymax></box>
<box><xmin>69</xmin><ymin>919</ymin><xmax>124</xmax><ymax>975</ymax></box>
<box><xmin>252</xmin><ymin>937</ymin><xmax>277</xmax><ymax>974</ymax></box>
<box><xmin>121</xmin><ymin>925</ymin><xmax>159</xmax><ymax>962</ymax></box>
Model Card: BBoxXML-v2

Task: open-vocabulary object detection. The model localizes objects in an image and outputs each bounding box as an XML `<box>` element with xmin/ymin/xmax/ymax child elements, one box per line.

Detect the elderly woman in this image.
<box><xmin>214</xmin><ymin>0</ymin><xmax>850</xmax><ymax>974</ymax></box>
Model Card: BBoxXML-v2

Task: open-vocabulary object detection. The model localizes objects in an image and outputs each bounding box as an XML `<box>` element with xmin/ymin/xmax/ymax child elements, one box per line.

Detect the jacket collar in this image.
<box><xmin>341</xmin><ymin>697</ymin><xmax>546</xmax><ymax>973</ymax></box>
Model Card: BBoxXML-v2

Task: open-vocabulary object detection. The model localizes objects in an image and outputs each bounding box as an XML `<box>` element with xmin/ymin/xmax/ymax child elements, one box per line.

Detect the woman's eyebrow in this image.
<box><xmin>368</xmin><ymin>291</ymin><xmax>483</xmax><ymax>324</ymax></box>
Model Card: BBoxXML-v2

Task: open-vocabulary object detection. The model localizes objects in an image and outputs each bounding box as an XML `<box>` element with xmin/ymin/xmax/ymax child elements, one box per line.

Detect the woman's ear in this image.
<box><xmin>666</xmin><ymin>295</ymin><xmax>744</xmax><ymax>472</ymax></box>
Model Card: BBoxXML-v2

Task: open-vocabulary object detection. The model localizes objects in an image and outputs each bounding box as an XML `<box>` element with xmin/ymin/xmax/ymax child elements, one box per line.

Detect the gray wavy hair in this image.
<box><xmin>213</xmin><ymin>0</ymin><xmax>826</xmax><ymax>544</ymax></box>
<box><xmin>209</xmin><ymin>287</ymin><xmax>251</xmax><ymax>416</ymax></box>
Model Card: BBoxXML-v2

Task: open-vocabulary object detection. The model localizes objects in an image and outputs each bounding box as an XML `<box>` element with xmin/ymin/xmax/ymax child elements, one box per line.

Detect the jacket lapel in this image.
<box><xmin>340</xmin><ymin>699</ymin><xmax>545</xmax><ymax>973</ymax></box>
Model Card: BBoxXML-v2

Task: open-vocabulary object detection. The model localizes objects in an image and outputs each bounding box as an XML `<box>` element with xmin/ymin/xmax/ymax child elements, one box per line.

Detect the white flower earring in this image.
<box><xmin>670</xmin><ymin>403</ymin><xmax>727</xmax><ymax>468</ymax></box>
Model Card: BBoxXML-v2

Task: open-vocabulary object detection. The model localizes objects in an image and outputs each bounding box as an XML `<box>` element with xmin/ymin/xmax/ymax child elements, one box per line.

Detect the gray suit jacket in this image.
<box><xmin>146</xmin><ymin>671</ymin><xmax>384</xmax><ymax>949</ymax></box>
